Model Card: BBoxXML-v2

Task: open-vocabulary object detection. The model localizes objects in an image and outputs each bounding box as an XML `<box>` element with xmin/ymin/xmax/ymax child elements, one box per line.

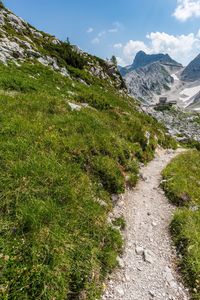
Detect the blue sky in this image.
<box><xmin>3</xmin><ymin>0</ymin><xmax>200</xmax><ymax>66</ymax></box>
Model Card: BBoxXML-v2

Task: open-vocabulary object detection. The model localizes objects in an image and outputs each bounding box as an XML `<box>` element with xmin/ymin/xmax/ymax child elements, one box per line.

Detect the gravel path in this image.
<box><xmin>102</xmin><ymin>148</ymin><xmax>190</xmax><ymax>300</ymax></box>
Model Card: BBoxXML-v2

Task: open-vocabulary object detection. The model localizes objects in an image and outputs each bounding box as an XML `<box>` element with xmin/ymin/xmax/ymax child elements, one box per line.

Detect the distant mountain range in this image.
<box><xmin>119</xmin><ymin>51</ymin><xmax>200</xmax><ymax>111</ymax></box>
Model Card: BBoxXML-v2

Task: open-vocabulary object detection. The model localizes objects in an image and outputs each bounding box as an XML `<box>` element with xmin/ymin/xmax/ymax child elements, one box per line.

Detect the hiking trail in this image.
<box><xmin>102</xmin><ymin>148</ymin><xmax>190</xmax><ymax>300</ymax></box>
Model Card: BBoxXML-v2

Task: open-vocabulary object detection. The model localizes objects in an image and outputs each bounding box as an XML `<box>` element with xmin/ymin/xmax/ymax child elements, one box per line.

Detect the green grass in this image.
<box><xmin>162</xmin><ymin>150</ymin><xmax>200</xmax><ymax>299</ymax></box>
<box><xmin>0</xmin><ymin>61</ymin><xmax>176</xmax><ymax>300</ymax></box>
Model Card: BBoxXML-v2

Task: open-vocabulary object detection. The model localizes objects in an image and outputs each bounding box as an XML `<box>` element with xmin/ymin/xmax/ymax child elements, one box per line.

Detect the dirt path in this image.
<box><xmin>102</xmin><ymin>148</ymin><xmax>190</xmax><ymax>300</ymax></box>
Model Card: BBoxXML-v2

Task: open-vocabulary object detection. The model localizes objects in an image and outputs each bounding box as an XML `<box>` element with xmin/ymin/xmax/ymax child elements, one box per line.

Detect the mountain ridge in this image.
<box><xmin>119</xmin><ymin>51</ymin><xmax>182</xmax><ymax>76</ymax></box>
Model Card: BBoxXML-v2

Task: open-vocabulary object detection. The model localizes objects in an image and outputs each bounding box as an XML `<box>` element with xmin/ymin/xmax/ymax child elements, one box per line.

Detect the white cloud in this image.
<box><xmin>123</xmin><ymin>40</ymin><xmax>150</xmax><ymax>63</ymax></box>
<box><xmin>108</xmin><ymin>28</ymin><xmax>118</xmax><ymax>33</ymax></box>
<box><xmin>91</xmin><ymin>37</ymin><xmax>100</xmax><ymax>44</ymax></box>
<box><xmin>116</xmin><ymin>56</ymin><xmax>126</xmax><ymax>66</ymax></box>
<box><xmin>91</xmin><ymin>22</ymin><xmax>123</xmax><ymax>45</ymax></box>
<box><xmin>113</xmin><ymin>43</ymin><xmax>123</xmax><ymax>49</ymax></box>
<box><xmin>98</xmin><ymin>30</ymin><xmax>106</xmax><ymax>37</ymax></box>
<box><xmin>86</xmin><ymin>27</ymin><xmax>94</xmax><ymax>34</ymax></box>
<box><xmin>117</xmin><ymin>30</ymin><xmax>200</xmax><ymax>66</ymax></box>
<box><xmin>173</xmin><ymin>0</ymin><xmax>200</xmax><ymax>21</ymax></box>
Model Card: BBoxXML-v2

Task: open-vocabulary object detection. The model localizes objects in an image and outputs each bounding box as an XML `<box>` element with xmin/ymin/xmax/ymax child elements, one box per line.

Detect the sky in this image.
<box><xmin>3</xmin><ymin>0</ymin><xmax>200</xmax><ymax>66</ymax></box>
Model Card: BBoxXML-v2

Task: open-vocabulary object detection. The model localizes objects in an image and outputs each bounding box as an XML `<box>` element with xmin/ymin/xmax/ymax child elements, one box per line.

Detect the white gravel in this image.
<box><xmin>102</xmin><ymin>148</ymin><xmax>190</xmax><ymax>300</ymax></box>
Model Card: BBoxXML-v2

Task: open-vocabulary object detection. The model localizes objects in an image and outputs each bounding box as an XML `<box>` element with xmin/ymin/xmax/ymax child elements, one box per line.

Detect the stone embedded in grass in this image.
<box><xmin>68</xmin><ymin>102</ymin><xmax>82</xmax><ymax>111</ymax></box>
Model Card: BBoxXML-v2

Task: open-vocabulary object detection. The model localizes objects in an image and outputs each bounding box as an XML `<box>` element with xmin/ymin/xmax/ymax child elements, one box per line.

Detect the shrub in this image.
<box><xmin>44</xmin><ymin>42</ymin><xmax>85</xmax><ymax>69</ymax></box>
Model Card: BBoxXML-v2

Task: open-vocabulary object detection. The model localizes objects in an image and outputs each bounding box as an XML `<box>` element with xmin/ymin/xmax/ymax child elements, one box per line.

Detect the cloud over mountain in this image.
<box><xmin>116</xmin><ymin>30</ymin><xmax>200</xmax><ymax>66</ymax></box>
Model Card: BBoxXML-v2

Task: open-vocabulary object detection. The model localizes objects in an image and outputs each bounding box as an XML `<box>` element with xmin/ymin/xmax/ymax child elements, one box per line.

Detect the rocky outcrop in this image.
<box><xmin>143</xmin><ymin>105</ymin><xmax>200</xmax><ymax>142</ymax></box>
<box><xmin>0</xmin><ymin>5</ymin><xmax>124</xmax><ymax>89</ymax></box>
<box><xmin>0</xmin><ymin>7</ymin><xmax>70</xmax><ymax>77</ymax></box>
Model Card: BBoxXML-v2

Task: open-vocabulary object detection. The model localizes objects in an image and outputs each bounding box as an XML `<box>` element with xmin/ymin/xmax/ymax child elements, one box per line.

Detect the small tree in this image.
<box><xmin>66</xmin><ymin>37</ymin><xmax>70</xmax><ymax>45</ymax></box>
<box><xmin>0</xmin><ymin>1</ymin><xmax>5</xmax><ymax>9</ymax></box>
<box><xmin>111</xmin><ymin>55</ymin><xmax>117</xmax><ymax>66</ymax></box>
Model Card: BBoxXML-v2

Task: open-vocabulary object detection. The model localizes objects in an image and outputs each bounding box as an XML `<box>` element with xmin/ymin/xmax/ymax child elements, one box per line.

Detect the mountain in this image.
<box><xmin>181</xmin><ymin>53</ymin><xmax>200</xmax><ymax>82</ymax></box>
<box><xmin>120</xmin><ymin>50</ymin><xmax>200</xmax><ymax>110</ymax></box>
<box><xmin>0</xmin><ymin>3</ymin><xmax>177</xmax><ymax>300</ymax></box>
<box><xmin>125</xmin><ymin>62</ymin><xmax>174</xmax><ymax>103</ymax></box>
<box><xmin>119</xmin><ymin>51</ymin><xmax>182</xmax><ymax>76</ymax></box>
<box><xmin>121</xmin><ymin>51</ymin><xmax>183</xmax><ymax>104</ymax></box>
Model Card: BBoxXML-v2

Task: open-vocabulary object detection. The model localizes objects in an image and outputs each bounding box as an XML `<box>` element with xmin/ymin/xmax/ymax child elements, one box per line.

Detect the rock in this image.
<box><xmin>116</xmin><ymin>285</ymin><xmax>124</xmax><ymax>296</ymax></box>
<box><xmin>68</xmin><ymin>102</ymin><xmax>82</xmax><ymax>111</ymax></box>
<box><xmin>135</xmin><ymin>246</ymin><xmax>144</xmax><ymax>255</ymax></box>
<box><xmin>139</xmin><ymin>173</ymin><xmax>148</xmax><ymax>181</ymax></box>
<box><xmin>149</xmin><ymin>290</ymin><xmax>155</xmax><ymax>297</ymax></box>
<box><xmin>52</xmin><ymin>38</ymin><xmax>61</xmax><ymax>45</ymax></box>
<box><xmin>125</xmin><ymin>273</ymin><xmax>130</xmax><ymax>281</ymax></box>
<box><xmin>0</xmin><ymin>13</ymin><xmax>5</xmax><ymax>25</ymax></box>
<box><xmin>180</xmin><ymin>192</ymin><xmax>191</xmax><ymax>204</ymax></box>
<box><xmin>143</xmin><ymin>250</ymin><xmax>155</xmax><ymax>263</ymax></box>
<box><xmin>26</xmin><ymin>49</ymin><xmax>40</xmax><ymax>58</ymax></box>
<box><xmin>189</xmin><ymin>205</ymin><xmax>199</xmax><ymax>212</ymax></box>
<box><xmin>37</xmin><ymin>57</ymin><xmax>48</xmax><ymax>66</ymax></box>
<box><xmin>60</xmin><ymin>67</ymin><xmax>70</xmax><ymax>77</ymax></box>
<box><xmin>7</xmin><ymin>13</ymin><xmax>23</xmax><ymax>25</ymax></box>
<box><xmin>164</xmin><ymin>266</ymin><xmax>174</xmax><ymax>283</ymax></box>
<box><xmin>152</xmin><ymin>221</ymin><xmax>158</xmax><ymax>227</ymax></box>
<box><xmin>111</xmin><ymin>194</ymin><xmax>119</xmax><ymax>202</ymax></box>
<box><xmin>116</xmin><ymin>256</ymin><xmax>125</xmax><ymax>268</ymax></box>
<box><xmin>30</xmin><ymin>28</ymin><xmax>43</xmax><ymax>38</ymax></box>
<box><xmin>95</xmin><ymin>198</ymin><xmax>107</xmax><ymax>207</ymax></box>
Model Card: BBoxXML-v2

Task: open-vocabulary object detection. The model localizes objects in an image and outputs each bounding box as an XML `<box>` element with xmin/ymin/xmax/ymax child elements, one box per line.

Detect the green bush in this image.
<box><xmin>43</xmin><ymin>42</ymin><xmax>85</xmax><ymax>69</ymax></box>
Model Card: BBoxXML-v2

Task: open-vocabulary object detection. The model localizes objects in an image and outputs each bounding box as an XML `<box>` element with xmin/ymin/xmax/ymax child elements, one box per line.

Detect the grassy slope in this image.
<box><xmin>162</xmin><ymin>151</ymin><xmax>200</xmax><ymax>299</ymax></box>
<box><xmin>0</xmin><ymin>60</ymin><xmax>177</xmax><ymax>300</ymax></box>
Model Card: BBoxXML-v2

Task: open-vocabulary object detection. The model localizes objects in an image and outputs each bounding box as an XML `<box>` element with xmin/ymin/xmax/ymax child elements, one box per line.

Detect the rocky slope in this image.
<box><xmin>143</xmin><ymin>105</ymin><xmax>200</xmax><ymax>143</ymax></box>
<box><xmin>0</xmin><ymin>2</ymin><xmax>124</xmax><ymax>89</ymax></box>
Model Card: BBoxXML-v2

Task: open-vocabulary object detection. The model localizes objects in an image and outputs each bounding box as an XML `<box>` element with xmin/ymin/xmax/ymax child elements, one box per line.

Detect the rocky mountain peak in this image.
<box><xmin>119</xmin><ymin>51</ymin><xmax>182</xmax><ymax>76</ymax></box>
<box><xmin>132</xmin><ymin>51</ymin><xmax>182</xmax><ymax>71</ymax></box>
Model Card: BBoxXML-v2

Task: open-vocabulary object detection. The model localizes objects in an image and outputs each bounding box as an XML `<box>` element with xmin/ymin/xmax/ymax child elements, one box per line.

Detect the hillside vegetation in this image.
<box><xmin>0</xmin><ymin>60</ymin><xmax>177</xmax><ymax>300</ymax></box>
<box><xmin>162</xmin><ymin>151</ymin><xmax>200</xmax><ymax>300</ymax></box>
<box><xmin>0</xmin><ymin>3</ymin><xmax>177</xmax><ymax>299</ymax></box>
